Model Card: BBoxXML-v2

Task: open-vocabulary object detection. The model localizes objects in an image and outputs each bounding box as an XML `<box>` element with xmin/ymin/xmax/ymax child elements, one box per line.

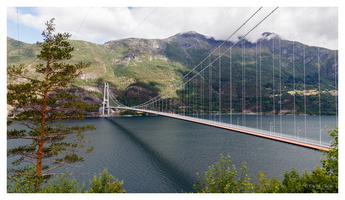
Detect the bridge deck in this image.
<box><xmin>112</xmin><ymin>107</ymin><xmax>331</xmax><ymax>151</ymax></box>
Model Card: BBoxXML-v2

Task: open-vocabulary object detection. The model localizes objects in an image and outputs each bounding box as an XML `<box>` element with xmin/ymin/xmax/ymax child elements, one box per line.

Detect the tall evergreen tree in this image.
<box><xmin>7</xmin><ymin>18</ymin><xmax>96</xmax><ymax>192</ymax></box>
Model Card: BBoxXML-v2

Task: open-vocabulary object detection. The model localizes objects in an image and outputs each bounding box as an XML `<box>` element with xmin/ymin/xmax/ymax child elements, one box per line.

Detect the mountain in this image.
<box><xmin>7</xmin><ymin>31</ymin><xmax>338</xmax><ymax>115</ymax></box>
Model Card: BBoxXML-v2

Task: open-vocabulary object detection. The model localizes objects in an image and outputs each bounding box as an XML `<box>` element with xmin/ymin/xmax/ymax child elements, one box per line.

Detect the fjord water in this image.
<box><xmin>7</xmin><ymin>115</ymin><xmax>337</xmax><ymax>193</ymax></box>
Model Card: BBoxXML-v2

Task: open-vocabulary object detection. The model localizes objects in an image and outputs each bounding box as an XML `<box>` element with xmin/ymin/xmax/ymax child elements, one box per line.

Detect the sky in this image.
<box><xmin>6</xmin><ymin>6</ymin><xmax>339</xmax><ymax>50</ymax></box>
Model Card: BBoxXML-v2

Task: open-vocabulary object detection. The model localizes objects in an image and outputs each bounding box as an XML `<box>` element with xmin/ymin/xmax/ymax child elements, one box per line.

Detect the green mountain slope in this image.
<box><xmin>7</xmin><ymin>31</ymin><xmax>338</xmax><ymax>115</ymax></box>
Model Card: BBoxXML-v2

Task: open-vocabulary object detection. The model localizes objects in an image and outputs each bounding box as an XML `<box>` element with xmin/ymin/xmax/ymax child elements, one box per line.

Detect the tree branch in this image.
<box><xmin>41</xmin><ymin>163</ymin><xmax>66</xmax><ymax>174</ymax></box>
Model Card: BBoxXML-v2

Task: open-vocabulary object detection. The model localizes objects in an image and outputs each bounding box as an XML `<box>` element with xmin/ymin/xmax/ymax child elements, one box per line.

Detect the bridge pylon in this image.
<box><xmin>101</xmin><ymin>83</ymin><xmax>110</xmax><ymax>115</ymax></box>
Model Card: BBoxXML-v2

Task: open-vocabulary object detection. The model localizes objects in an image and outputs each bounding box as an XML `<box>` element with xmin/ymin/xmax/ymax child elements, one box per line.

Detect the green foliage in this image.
<box><xmin>41</xmin><ymin>172</ymin><xmax>84</xmax><ymax>193</ymax></box>
<box><xmin>322</xmin><ymin>126</ymin><xmax>338</xmax><ymax>177</ymax></box>
<box><xmin>194</xmin><ymin>154</ymin><xmax>255</xmax><ymax>193</ymax></box>
<box><xmin>7</xmin><ymin>18</ymin><xmax>95</xmax><ymax>192</ymax></box>
<box><xmin>7</xmin><ymin>165</ymin><xmax>50</xmax><ymax>193</ymax></box>
<box><xmin>279</xmin><ymin>166</ymin><xmax>336</xmax><ymax>193</ymax></box>
<box><xmin>254</xmin><ymin>171</ymin><xmax>281</xmax><ymax>192</ymax></box>
<box><xmin>280</xmin><ymin>168</ymin><xmax>305</xmax><ymax>192</ymax></box>
<box><xmin>13</xmin><ymin>169</ymin><xmax>125</xmax><ymax>193</ymax></box>
<box><xmin>87</xmin><ymin>169</ymin><xmax>125</xmax><ymax>193</ymax></box>
<box><xmin>194</xmin><ymin>127</ymin><xmax>338</xmax><ymax>193</ymax></box>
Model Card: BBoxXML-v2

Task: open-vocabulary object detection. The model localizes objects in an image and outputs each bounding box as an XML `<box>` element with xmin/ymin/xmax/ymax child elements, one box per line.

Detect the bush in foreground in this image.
<box><xmin>8</xmin><ymin>168</ymin><xmax>125</xmax><ymax>193</ymax></box>
<box><xmin>42</xmin><ymin>169</ymin><xmax>125</xmax><ymax>193</ymax></box>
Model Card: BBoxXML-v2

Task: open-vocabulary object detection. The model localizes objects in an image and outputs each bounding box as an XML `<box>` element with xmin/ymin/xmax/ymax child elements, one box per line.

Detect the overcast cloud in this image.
<box><xmin>7</xmin><ymin>7</ymin><xmax>338</xmax><ymax>50</ymax></box>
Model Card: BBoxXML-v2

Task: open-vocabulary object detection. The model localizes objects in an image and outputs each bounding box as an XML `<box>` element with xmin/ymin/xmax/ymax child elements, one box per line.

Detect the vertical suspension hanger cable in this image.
<box><xmin>187</xmin><ymin>81</ymin><xmax>189</xmax><ymax>116</ymax></box>
<box><xmin>161</xmin><ymin>97</ymin><xmax>163</xmax><ymax>113</ymax></box>
<box><xmin>196</xmin><ymin>72</ymin><xmax>198</xmax><ymax>117</ymax></box>
<box><xmin>199</xmin><ymin>72</ymin><xmax>201</xmax><ymax>117</ymax></box>
<box><xmin>184</xmin><ymin>82</ymin><xmax>189</xmax><ymax>116</ymax></box>
<box><xmin>304</xmin><ymin>42</ymin><xmax>307</xmax><ymax>138</ymax></box>
<box><xmin>258</xmin><ymin>18</ymin><xmax>262</xmax><ymax>132</ymax></box>
<box><xmin>192</xmin><ymin>68</ymin><xmax>195</xmax><ymax>116</ymax></box>
<box><xmin>209</xmin><ymin>56</ymin><xmax>212</xmax><ymax>120</ymax></box>
<box><xmin>196</xmin><ymin>72</ymin><xmax>198</xmax><ymax>118</ymax></box>
<box><xmin>230</xmin><ymin>44</ymin><xmax>232</xmax><ymax>125</ymax></box>
<box><xmin>303</xmin><ymin>8</ymin><xmax>307</xmax><ymax>138</ymax></box>
<box><xmin>197</xmin><ymin>74</ymin><xmax>200</xmax><ymax>118</ymax></box>
<box><xmin>318</xmin><ymin>43</ymin><xmax>321</xmax><ymax>144</ymax></box>
<box><xmin>279</xmin><ymin>9</ymin><xmax>282</xmax><ymax>134</ymax></box>
<box><xmin>200</xmin><ymin>62</ymin><xmax>203</xmax><ymax>118</ymax></box>
<box><xmin>158</xmin><ymin>97</ymin><xmax>160</xmax><ymax>112</ymax></box>
<box><xmin>186</xmin><ymin>81</ymin><xmax>188</xmax><ymax>116</ymax></box>
<box><xmin>219</xmin><ymin>47</ymin><xmax>222</xmax><ymax>122</ymax></box>
<box><xmin>292</xmin><ymin>8</ymin><xmax>296</xmax><ymax>137</ymax></box>
<box><xmin>189</xmin><ymin>72</ymin><xmax>193</xmax><ymax>116</ymax></box>
<box><xmin>191</xmin><ymin>76</ymin><xmax>198</xmax><ymax>116</ymax></box>
<box><xmin>199</xmin><ymin>71</ymin><xmax>202</xmax><ymax>118</ymax></box>
<box><xmin>293</xmin><ymin>37</ymin><xmax>296</xmax><ymax>138</ymax></box>
<box><xmin>169</xmin><ymin>94</ymin><xmax>171</xmax><ymax>113</ymax></box>
<box><xmin>184</xmin><ymin>82</ymin><xmax>185</xmax><ymax>115</ymax></box>
<box><xmin>317</xmin><ymin>8</ymin><xmax>322</xmax><ymax>144</ymax></box>
<box><xmin>242</xmin><ymin>39</ymin><xmax>244</xmax><ymax>125</ymax></box>
<box><xmin>186</xmin><ymin>79</ymin><xmax>188</xmax><ymax>116</ymax></box>
<box><xmin>181</xmin><ymin>83</ymin><xmax>183</xmax><ymax>115</ymax></box>
<box><xmin>188</xmin><ymin>80</ymin><xmax>190</xmax><ymax>116</ymax></box>
<box><xmin>189</xmin><ymin>77</ymin><xmax>192</xmax><ymax>116</ymax></box>
<box><xmin>192</xmin><ymin>75</ymin><xmax>195</xmax><ymax>117</ymax></box>
<box><xmin>255</xmin><ymin>36</ymin><xmax>259</xmax><ymax>129</ymax></box>
<box><xmin>201</xmin><ymin>63</ymin><xmax>204</xmax><ymax>119</ymax></box>
<box><xmin>272</xmin><ymin>19</ymin><xmax>275</xmax><ymax>133</ymax></box>
<box><xmin>242</xmin><ymin>38</ymin><xmax>246</xmax><ymax>126</ymax></box>
<box><xmin>259</xmin><ymin>34</ymin><xmax>263</xmax><ymax>132</ymax></box>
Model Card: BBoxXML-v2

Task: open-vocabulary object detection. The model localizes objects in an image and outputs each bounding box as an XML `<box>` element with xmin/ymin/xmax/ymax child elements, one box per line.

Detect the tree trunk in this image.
<box><xmin>35</xmin><ymin>60</ymin><xmax>50</xmax><ymax>192</ymax></box>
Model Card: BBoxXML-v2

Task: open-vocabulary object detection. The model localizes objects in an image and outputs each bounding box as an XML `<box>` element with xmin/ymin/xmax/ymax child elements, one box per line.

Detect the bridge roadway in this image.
<box><xmin>111</xmin><ymin>107</ymin><xmax>331</xmax><ymax>151</ymax></box>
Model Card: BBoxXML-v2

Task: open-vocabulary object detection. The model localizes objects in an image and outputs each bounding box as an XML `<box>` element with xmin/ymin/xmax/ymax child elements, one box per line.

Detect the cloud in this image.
<box><xmin>273</xmin><ymin>7</ymin><xmax>338</xmax><ymax>49</ymax></box>
<box><xmin>7</xmin><ymin>7</ymin><xmax>338</xmax><ymax>50</ymax></box>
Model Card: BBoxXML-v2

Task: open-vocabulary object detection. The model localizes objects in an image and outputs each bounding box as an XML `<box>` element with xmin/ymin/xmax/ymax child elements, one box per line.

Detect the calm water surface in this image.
<box><xmin>7</xmin><ymin>115</ymin><xmax>337</xmax><ymax>193</ymax></box>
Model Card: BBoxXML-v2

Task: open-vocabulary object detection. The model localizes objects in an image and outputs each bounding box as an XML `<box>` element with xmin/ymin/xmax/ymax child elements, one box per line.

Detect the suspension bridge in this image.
<box><xmin>100</xmin><ymin>82</ymin><xmax>330</xmax><ymax>151</ymax></box>
<box><xmin>97</xmin><ymin>7</ymin><xmax>336</xmax><ymax>152</ymax></box>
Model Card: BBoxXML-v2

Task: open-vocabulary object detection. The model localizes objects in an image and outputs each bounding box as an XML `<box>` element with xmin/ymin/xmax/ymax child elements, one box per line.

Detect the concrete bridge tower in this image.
<box><xmin>102</xmin><ymin>83</ymin><xmax>110</xmax><ymax>115</ymax></box>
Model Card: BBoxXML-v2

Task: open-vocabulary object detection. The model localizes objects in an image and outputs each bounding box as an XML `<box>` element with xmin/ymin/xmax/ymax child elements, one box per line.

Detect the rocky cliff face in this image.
<box><xmin>104</xmin><ymin>38</ymin><xmax>168</xmax><ymax>66</ymax></box>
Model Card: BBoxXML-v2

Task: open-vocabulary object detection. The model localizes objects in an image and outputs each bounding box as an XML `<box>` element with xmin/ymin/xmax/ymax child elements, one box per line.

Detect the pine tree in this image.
<box><xmin>7</xmin><ymin>18</ymin><xmax>96</xmax><ymax>192</ymax></box>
